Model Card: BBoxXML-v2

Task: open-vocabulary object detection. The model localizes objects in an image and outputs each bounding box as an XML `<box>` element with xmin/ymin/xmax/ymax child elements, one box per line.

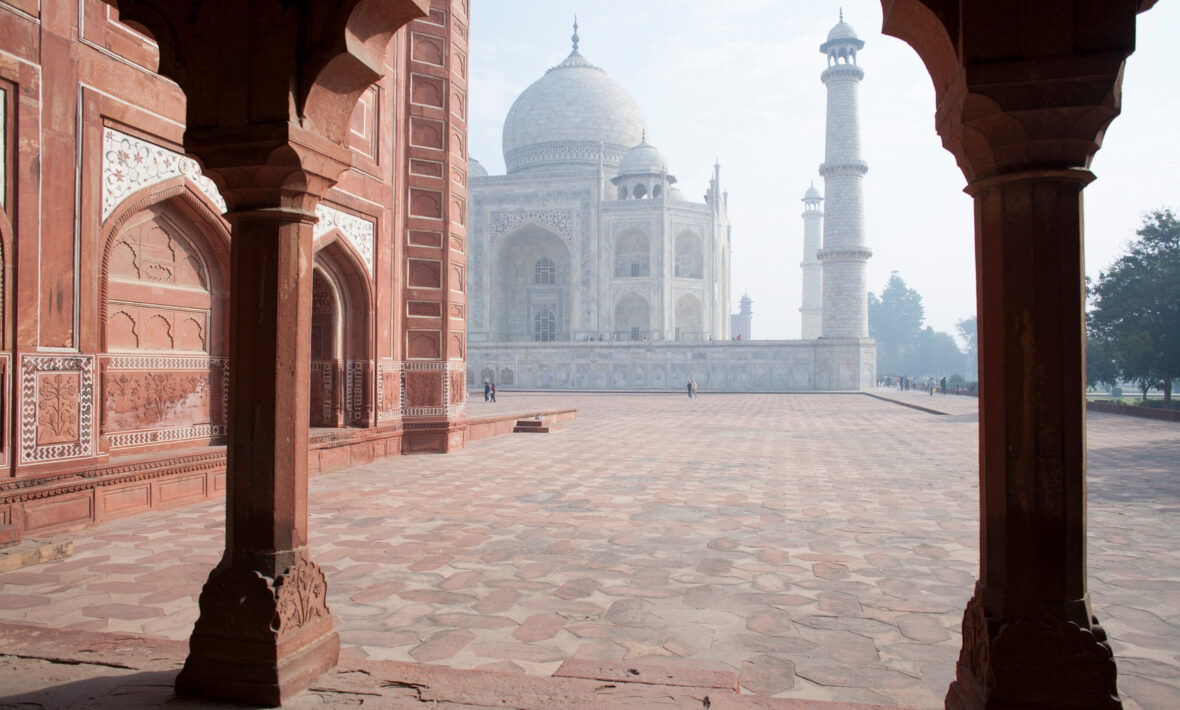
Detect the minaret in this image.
<box><xmin>731</xmin><ymin>293</ymin><xmax>753</xmax><ymax>341</ymax></box>
<box><xmin>818</xmin><ymin>12</ymin><xmax>872</xmax><ymax>338</ymax></box>
<box><xmin>800</xmin><ymin>184</ymin><xmax>824</xmax><ymax>339</ymax></box>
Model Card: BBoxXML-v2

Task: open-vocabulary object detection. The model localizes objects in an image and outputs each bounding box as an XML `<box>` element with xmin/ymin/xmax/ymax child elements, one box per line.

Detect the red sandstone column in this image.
<box><xmin>876</xmin><ymin>2</ymin><xmax>1152</xmax><ymax>708</ymax></box>
<box><xmin>175</xmin><ymin>186</ymin><xmax>339</xmax><ymax>706</ymax></box>
<box><xmin>947</xmin><ymin>170</ymin><xmax>1122</xmax><ymax>710</ymax></box>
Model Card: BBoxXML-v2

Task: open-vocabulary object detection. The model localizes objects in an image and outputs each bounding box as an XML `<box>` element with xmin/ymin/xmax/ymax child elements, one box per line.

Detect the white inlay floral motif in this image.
<box><xmin>102</xmin><ymin>127</ymin><xmax>227</xmax><ymax>221</ymax></box>
<box><xmin>314</xmin><ymin>204</ymin><xmax>375</xmax><ymax>275</ymax></box>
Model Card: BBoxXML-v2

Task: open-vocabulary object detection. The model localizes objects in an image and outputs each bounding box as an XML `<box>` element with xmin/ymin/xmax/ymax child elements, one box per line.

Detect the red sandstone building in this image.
<box><xmin>0</xmin><ymin>0</ymin><xmax>1164</xmax><ymax>708</ymax></box>
<box><xmin>0</xmin><ymin>0</ymin><xmax>470</xmax><ymax>538</ymax></box>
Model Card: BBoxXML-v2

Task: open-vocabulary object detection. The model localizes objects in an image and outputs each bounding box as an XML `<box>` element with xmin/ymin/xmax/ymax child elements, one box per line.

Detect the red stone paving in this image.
<box><xmin>0</xmin><ymin>390</ymin><xmax>1177</xmax><ymax>709</ymax></box>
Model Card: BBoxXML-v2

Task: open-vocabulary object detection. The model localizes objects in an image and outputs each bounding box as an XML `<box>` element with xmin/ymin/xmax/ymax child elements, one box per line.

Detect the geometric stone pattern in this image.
<box><xmin>101</xmin><ymin>127</ymin><xmax>227</xmax><ymax>221</ymax></box>
<box><xmin>1</xmin><ymin>392</ymin><xmax>1174</xmax><ymax>710</ymax></box>
<box><xmin>401</xmin><ymin>361</ymin><xmax>466</xmax><ymax>418</ymax></box>
<box><xmin>19</xmin><ymin>355</ymin><xmax>95</xmax><ymax>464</ymax></box>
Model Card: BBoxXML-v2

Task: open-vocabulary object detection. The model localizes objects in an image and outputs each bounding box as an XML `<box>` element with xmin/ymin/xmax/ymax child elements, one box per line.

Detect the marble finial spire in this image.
<box><xmin>839</xmin><ymin>7</ymin><xmax>844</xmax><ymax>22</ymax></box>
<box><xmin>572</xmin><ymin>16</ymin><xmax>580</xmax><ymax>52</ymax></box>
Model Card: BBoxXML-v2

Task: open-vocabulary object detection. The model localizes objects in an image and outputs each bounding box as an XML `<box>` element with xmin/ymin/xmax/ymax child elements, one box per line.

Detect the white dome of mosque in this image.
<box><xmin>502</xmin><ymin>21</ymin><xmax>646</xmax><ymax>175</ymax></box>
<box><xmin>468</xmin><ymin>156</ymin><xmax>489</xmax><ymax>178</ymax></box>
<box><xmin>617</xmin><ymin>138</ymin><xmax>668</xmax><ymax>176</ymax></box>
<box><xmin>827</xmin><ymin>21</ymin><xmax>859</xmax><ymax>42</ymax></box>
<box><xmin>803</xmin><ymin>184</ymin><xmax>821</xmax><ymax>200</ymax></box>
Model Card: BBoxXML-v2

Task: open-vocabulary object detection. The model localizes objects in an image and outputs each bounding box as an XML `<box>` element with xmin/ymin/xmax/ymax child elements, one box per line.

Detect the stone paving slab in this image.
<box><xmin>1</xmin><ymin>392</ymin><xmax>1177</xmax><ymax>710</ymax></box>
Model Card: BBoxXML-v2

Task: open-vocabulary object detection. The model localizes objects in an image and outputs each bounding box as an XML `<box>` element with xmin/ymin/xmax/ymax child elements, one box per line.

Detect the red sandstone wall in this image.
<box><xmin>0</xmin><ymin>0</ymin><xmax>468</xmax><ymax>536</ymax></box>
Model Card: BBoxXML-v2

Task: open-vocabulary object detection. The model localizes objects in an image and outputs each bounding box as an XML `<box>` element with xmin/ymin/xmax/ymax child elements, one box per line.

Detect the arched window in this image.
<box><xmin>534</xmin><ymin>257</ymin><xmax>556</xmax><ymax>285</ymax></box>
<box><xmin>675</xmin><ymin>231</ymin><xmax>704</xmax><ymax>279</ymax></box>
<box><xmin>633</xmin><ymin>183</ymin><xmax>648</xmax><ymax>199</ymax></box>
<box><xmin>652</xmin><ymin>184</ymin><xmax>662</xmax><ymax>199</ymax></box>
<box><xmin>534</xmin><ymin>308</ymin><xmax>556</xmax><ymax>342</ymax></box>
<box><xmin>614</xmin><ymin>229</ymin><xmax>650</xmax><ymax>278</ymax></box>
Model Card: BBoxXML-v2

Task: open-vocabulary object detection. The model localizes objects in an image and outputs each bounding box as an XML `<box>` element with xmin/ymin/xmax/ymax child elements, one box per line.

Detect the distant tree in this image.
<box><xmin>912</xmin><ymin>326</ymin><xmax>966</xmax><ymax>377</ymax></box>
<box><xmin>868</xmin><ymin>272</ymin><xmax>924</xmax><ymax>374</ymax></box>
<box><xmin>1090</xmin><ymin>209</ymin><xmax>1180</xmax><ymax>402</ymax></box>
<box><xmin>956</xmin><ymin>316</ymin><xmax>977</xmax><ymax>379</ymax></box>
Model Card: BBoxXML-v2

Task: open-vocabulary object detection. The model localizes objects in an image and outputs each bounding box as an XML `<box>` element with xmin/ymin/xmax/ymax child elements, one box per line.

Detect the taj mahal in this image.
<box><xmin>466</xmin><ymin>18</ymin><xmax>875</xmax><ymax>391</ymax></box>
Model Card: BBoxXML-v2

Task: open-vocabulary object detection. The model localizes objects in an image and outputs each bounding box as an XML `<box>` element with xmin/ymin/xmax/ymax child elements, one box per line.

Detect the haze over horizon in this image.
<box><xmin>467</xmin><ymin>0</ymin><xmax>1180</xmax><ymax>343</ymax></box>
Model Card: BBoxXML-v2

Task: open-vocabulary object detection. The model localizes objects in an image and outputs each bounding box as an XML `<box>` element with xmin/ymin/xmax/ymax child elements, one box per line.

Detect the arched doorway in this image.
<box><xmin>492</xmin><ymin>224</ymin><xmax>571</xmax><ymax>342</ymax></box>
<box><xmin>675</xmin><ymin>293</ymin><xmax>704</xmax><ymax>341</ymax></box>
<box><xmin>100</xmin><ymin>193</ymin><xmax>229</xmax><ymax>452</ymax></box>
<box><xmin>310</xmin><ymin>236</ymin><xmax>372</xmax><ymax>428</ymax></box>
<box><xmin>614</xmin><ymin>292</ymin><xmax>651</xmax><ymax>341</ymax></box>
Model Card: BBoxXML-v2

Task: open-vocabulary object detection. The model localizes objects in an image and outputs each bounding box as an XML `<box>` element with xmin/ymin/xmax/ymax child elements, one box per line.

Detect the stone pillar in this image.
<box><xmin>176</xmin><ymin>186</ymin><xmax>338</xmax><ymax>705</ymax></box>
<box><xmin>100</xmin><ymin>0</ymin><xmax>431</xmax><ymax>704</ymax></box>
<box><xmin>818</xmin><ymin>16</ymin><xmax>872</xmax><ymax>339</ymax></box>
<box><xmin>799</xmin><ymin>186</ymin><xmax>823</xmax><ymax>339</ymax></box>
<box><xmin>878</xmin><ymin>1</ymin><xmax>1149</xmax><ymax>707</ymax></box>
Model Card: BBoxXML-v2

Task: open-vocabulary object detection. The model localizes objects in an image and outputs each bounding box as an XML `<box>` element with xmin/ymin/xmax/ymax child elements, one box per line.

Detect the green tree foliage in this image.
<box><xmin>868</xmin><ymin>273</ymin><xmax>967</xmax><ymax>377</ymax></box>
<box><xmin>1090</xmin><ymin>209</ymin><xmax>1180</xmax><ymax>401</ymax></box>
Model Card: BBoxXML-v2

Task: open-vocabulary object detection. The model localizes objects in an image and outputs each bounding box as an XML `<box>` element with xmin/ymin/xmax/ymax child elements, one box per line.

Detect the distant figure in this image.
<box><xmin>940</xmin><ymin>376</ymin><xmax>947</xmax><ymax>395</ymax></box>
<box><xmin>483</xmin><ymin>380</ymin><xmax>491</xmax><ymax>402</ymax></box>
<box><xmin>490</xmin><ymin>384</ymin><xmax>496</xmax><ymax>403</ymax></box>
<box><xmin>691</xmin><ymin>379</ymin><xmax>698</xmax><ymax>398</ymax></box>
<box><xmin>687</xmin><ymin>380</ymin><xmax>693</xmax><ymax>398</ymax></box>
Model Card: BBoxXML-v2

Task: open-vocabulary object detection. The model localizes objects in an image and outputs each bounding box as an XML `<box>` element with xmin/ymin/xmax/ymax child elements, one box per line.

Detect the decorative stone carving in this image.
<box><xmin>21</xmin><ymin>356</ymin><xmax>94</xmax><ymax>463</ymax></box>
<box><xmin>102</xmin><ymin>127</ymin><xmax>226</xmax><ymax>221</ymax></box>
<box><xmin>313</xmin><ymin>204</ymin><xmax>375</xmax><ymax>275</ymax></box>
<box><xmin>377</xmin><ymin>360</ymin><xmax>401</xmax><ymax>422</ymax></box>
<box><xmin>191</xmin><ymin>551</ymin><xmax>332</xmax><ymax>644</ymax></box>
<box><xmin>490</xmin><ymin>209</ymin><xmax>574</xmax><ymax>242</ymax></box>
<box><xmin>950</xmin><ymin>592</ymin><xmax>1121</xmax><ymax>709</ymax></box>
<box><xmin>101</xmin><ymin>356</ymin><xmax>227</xmax><ymax>449</ymax></box>
<box><xmin>274</xmin><ymin>552</ymin><xmax>330</xmax><ymax>640</ymax></box>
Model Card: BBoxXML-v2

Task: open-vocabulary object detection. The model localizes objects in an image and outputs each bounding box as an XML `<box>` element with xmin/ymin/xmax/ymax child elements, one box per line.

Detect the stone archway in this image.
<box><xmin>492</xmin><ymin>223</ymin><xmax>571</xmax><ymax>342</ymax></box>
<box><xmin>99</xmin><ymin>192</ymin><xmax>230</xmax><ymax>454</ymax></box>
<box><xmin>614</xmin><ymin>292</ymin><xmax>651</xmax><ymax>341</ymax></box>
<box><xmin>675</xmin><ymin>293</ymin><xmax>704</xmax><ymax>342</ymax></box>
<box><xmin>312</xmin><ymin>235</ymin><xmax>373</xmax><ymax>428</ymax></box>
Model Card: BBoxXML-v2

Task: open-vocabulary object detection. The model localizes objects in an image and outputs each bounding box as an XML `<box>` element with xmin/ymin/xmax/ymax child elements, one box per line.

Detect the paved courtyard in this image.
<box><xmin>0</xmin><ymin>391</ymin><xmax>1177</xmax><ymax>708</ymax></box>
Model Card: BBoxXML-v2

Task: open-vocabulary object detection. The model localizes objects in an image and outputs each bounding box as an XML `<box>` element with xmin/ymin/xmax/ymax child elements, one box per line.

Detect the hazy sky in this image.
<box><xmin>467</xmin><ymin>1</ymin><xmax>1180</xmax><ymax>341</ymax></box>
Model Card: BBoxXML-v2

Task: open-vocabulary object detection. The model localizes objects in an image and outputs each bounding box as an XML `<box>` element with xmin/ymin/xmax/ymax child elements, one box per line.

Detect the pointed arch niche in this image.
<box><xmin>311</xmin><ymin>234</ymin><xmax>374</xmax><ymax>428</ymax></box>
<box><xmin>99</xmin><ymin>184</ymin><xmax>230</xmax><ymax>452</ymax></box>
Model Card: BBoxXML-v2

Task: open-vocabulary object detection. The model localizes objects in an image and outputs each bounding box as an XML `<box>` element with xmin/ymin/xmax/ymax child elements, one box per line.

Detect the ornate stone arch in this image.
<box><xmin>313</xmin><ymin>232</ymin><xmax>374</xmax><ymax>426</ymax></box>
<box><xmin>99</xmin><ymin>176</ymin><xmax>231</xmax><ymax>354</ymax></box>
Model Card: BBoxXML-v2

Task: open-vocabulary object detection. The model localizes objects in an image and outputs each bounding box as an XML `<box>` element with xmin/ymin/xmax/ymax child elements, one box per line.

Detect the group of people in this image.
<box><xmin>686</xmin><ymin>379</ymin><xmax>698</xmax><ymax>398</ymax></box>
<box><xmin>483</xmin><ymin>381</ymin><xmax>496</xmax><ymax>402</ymax></box>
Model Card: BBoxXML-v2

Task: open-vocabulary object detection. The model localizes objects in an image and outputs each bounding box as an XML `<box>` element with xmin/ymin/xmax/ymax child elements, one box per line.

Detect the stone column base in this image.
<box><xmin>176</xmin><ymin>550</ymin><xmax>339</xmax><ymax>706</ymax></box>
<box><xmin>946</xmin><ymin>589</ymin><xmax>1122</xmax><ymax>710</ymax></box>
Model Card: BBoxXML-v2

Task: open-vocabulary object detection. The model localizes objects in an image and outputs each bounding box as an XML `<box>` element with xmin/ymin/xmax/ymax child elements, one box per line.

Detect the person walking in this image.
<box><xmin>690</xmin><ymin>378</ymin><xmax>697</xmax><ymax>398</ymax></box>
<box><xmin>687</xmin><ymin>379</ymin><xmax>693</xmax><ymax>398</ymax></box>
<box><xmin>490</xmin><ymin>384</ymin><xmax>496</xmax><ymax>403</ymax></box>
<box><xmin>483</xmin><ymin>380</ymin><xmax>491</xmax><ymax>402</ymax></box>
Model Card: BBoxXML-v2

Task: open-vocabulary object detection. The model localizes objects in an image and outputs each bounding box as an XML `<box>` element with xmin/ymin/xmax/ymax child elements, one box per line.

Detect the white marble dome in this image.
<box><xmin>468</xmin><ymin>156</ymin><xmax>489</xmax><ymax>178</ymax></box>
<box><xmin>502</xmin><ymin>47</ymin><xmax>645</xmax><ymax>175</ymax></box>
<box><xmin>827</xmin><ymin>21</ymin><xmax>859</xmax><ymax>42</ymax></box>
<box><xmin>618</xmin><ymin>140</ymin><xmax>667</xmax><ymax>176</ymax></box>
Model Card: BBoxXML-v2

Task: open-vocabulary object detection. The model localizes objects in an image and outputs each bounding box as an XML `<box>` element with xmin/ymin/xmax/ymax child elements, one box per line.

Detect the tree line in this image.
<box><xmin>867</xmin><ymin>273</ymin><xmax>975</xmax><ymax>380</ymax></box>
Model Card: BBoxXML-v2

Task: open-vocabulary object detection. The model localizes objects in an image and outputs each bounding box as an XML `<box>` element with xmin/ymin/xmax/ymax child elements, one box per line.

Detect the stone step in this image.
<box><xmin>513</xmin><ymin>419</ymin><xmax>562</xmax><ymax>433</ymax></box>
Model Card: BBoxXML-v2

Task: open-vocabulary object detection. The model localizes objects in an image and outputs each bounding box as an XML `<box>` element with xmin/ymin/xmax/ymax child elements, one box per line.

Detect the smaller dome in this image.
<box><xmin>618</xmin><ymin>139</ymin><xmax>667</xmax><ymax>176</ymax></box>
<box><xmin>803</xmin><ymin>184</ymin><xmax>821</xmax><ymax>201</ymax></box>
<box><xmin>469</xmin><ymin>156</ymin><xmax>489</xmax><ymax>178</ymax></box>
<box><xmin>827</xmin><ymin>21</ymin><xmax>858</xmax><ymax>42</ymax></box>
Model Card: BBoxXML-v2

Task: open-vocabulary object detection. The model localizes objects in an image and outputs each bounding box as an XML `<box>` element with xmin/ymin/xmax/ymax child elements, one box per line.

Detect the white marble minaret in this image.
<box><xmin>818</xmin><ymin>12</ymin><xmax>872</xmax><ymax>338</ymax></box>
<box><xmin>800</xmin><ymin>184</ymin><xmax>823</xmax><ymax>339</ymax></box>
